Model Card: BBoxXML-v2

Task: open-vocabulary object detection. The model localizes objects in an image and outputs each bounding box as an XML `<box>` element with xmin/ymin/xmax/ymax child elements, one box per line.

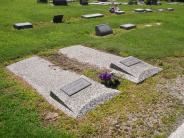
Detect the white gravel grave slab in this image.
<box><xmin>169</xmin><ymin>121</ymin><xmax>184</xmax><ymax>138</ymax></box>
<box><xmin>81</xmin><ymin>13</ymin><xmax>104</xmax><ymax>19</ymax></box>
<box><xmin>7</xmin><ymin>56</ymin><xmax>119</xmax><ymax>118</ymax></box>
<box><xmin>59</xmin><ymin>45</ymin><xmax>162</xmax><ymax>83</ymax></box>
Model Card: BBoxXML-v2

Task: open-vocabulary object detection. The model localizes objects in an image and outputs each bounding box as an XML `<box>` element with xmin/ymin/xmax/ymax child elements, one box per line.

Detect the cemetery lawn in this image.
<box><xmin>0</xmin><ymin>0</ymin><xmax>184</xmax><ymax>137</ymax></box>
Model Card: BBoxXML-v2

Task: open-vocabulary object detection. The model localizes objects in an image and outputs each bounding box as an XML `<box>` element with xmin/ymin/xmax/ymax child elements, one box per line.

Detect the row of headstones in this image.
<box><xmin>37</xmin><ymin>0</ymin><xmax>89</xmax><ymax>6</ymax></box>
<box><xmin>13</xmin><ymin>15</ymin><xmax>63</xmax><ymax>30</ymax></box>
<box><xmin>13</xmin><ymin>6</ymin><xmax>174</xmax><ymax>30</ymax></box>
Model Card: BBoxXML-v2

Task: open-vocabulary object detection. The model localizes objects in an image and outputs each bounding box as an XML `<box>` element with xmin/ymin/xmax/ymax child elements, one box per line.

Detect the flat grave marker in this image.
<box><xmin>61</xmin><ymin>78</ymin><xmax>91</xmax><ymax>96</ymax></box>
<box><xmin>115</xmin><ymin>11</ymin><xmax>125</xmax><ymax>15</ymax></box>
<box><xmin>81</xmin><ymin>13</ymin><xmax>104</xmax><ymax>19</ymax></box>
<box><xmin>120</xmin><ymin>24</ymin><xmax>136</xmax><ymax>30</ymax></box>
<box><xmin>13</xmin><ymin>22</ymin><xmax>33</xmax><ymax>30</ymax></box>
<box><xmin>134</xmin><ymin>8</ymin><xmax>145</xmax><ymax>13</ymax></box>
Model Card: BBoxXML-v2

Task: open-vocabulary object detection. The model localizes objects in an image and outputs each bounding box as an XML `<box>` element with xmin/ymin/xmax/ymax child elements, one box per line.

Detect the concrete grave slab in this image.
<box><xmin>120</xmin><ymin>24</ymin><xmax>136</xmax><ymax>30</ymax></box>
<box><xmin>81</xmin><ymin>13</ymin><xmax>104</xmax><ymax>19</ymax></box>
<box><xmin>13</xmin><ymin>22</ymin><xmax>33</xmax><ymax>30</ymax></box>
<box><xmin>7</xmin><ymin>56</ymin><xmax>119</xmax><ymax>118</ymax></box>
<box><xmin>169</xmin><ymin>121</ymin><xmax>184</xmax><ymax>138</ymax></box>
<box><xmin>59</xmin><ymin>45</ymin><xmax>162</xmax><ymax>83</ymax></box>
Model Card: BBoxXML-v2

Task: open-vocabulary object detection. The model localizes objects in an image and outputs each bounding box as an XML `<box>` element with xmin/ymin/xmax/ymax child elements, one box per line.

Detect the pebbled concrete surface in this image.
<box><xmin>7</xmin><ymin>56</ymin><xmax>119</xmax><ymax>118</ymax></box>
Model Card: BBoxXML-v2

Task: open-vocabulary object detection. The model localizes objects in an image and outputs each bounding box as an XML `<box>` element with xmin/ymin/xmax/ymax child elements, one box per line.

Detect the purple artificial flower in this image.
<box><xmin>99</xmin><ymin>72</ymin><xmax>112</xmax><ymax>81</ymax></box>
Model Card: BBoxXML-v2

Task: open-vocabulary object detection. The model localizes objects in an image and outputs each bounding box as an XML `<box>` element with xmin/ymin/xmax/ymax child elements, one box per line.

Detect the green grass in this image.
<box><xmin>0</xmin><ymin>0</ymin><xmax>184</xmax><ymax>137</ymax></box>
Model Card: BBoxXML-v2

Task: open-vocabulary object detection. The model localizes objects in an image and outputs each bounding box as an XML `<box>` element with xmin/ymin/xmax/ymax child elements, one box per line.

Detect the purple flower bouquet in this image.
<box><xmin>99</xmin><ymin>72</ymin><xmax>120</xmax><ymax>88</ymax></box>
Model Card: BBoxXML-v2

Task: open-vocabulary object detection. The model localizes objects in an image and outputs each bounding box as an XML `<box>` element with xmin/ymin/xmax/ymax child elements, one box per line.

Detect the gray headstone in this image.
<box><xmin>61</xmin><ymin>78</ymin><xmax>91</xmax><ymax>96</ymax></box>
<box><xmin>120</xmin><ymin>24</ymin><xmax>136</xmax><ymax>30</ymax></box>
<box><xmin>95</xmin><ymin>24</ymin><xmax>113</xmax><ymax>36</ymax></box>
<box><xmin>13</xmin><ymin>22</ymin><xmax>33</xmax><ymax>30</ymax></box>
<box><xmin>81</xmin><ymin>13</ymin><xmax>104</xmax><ymax>19</ymax></box>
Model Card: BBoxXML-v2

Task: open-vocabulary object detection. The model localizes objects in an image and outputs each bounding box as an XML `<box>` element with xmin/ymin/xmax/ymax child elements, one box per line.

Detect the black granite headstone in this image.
<box><xmin>37</xmin><ymin>0</ymin><xmax>47</xmax><ymax>3</ymax></box>
<box><xmin>13</xmin><ymin>22</ymin><xmax>33</xmax><ymax>30</ymax></box>
<box><xmin>80</xmin><ymin>0</ymin><xmax>88</xmax><ymax>5</ymax></box>
<box><xmin>61</xmin><ymin>78</ymin><xmax>91</xmax><ymax>96</ymax></box>
<box><xmin>53</xmin><ymin>0</ymin><xmax>67</xmax><ymax>6</ymax></box>
<box><xmin>95</xmin><ymin>24</ymin><xmax>113</xmax><ymax>36</ymax></box>
<box><xmin>53</xmin><ymin>15</ymin><xmax>64</xmax><ymax>23</ymax></box>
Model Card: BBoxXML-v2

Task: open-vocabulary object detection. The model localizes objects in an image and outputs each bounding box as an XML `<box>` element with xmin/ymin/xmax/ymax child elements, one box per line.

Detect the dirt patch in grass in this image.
<box><xmin>45</xmin><ymin>53</ymin><xmax>105</xmax><ymax>74</ymax></box>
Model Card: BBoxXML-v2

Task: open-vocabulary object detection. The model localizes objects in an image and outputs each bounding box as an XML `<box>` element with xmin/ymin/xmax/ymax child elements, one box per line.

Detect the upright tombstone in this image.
<box><xmin>53</xmin><ymin>15</ymin><xmax>64</xmax><ymax>23</ymax></box>
<box><xmin>53</xmin><ymin>0</ymin><xmax>67</xmax><ymax>5</ymax></box>
<box><xmin>37</xmin><ymin>0</ymin><xmax>48</xmax><ymax>3</ymax></box>
<box><xmin>95</xmin><ymin>24</ymin><xmax>113</xmax><ymax>36</ymax></box>
<box><xmin>120</xmin><ymin>24</ymin><xmax>136</xmax><ymax>30</ymax></box>
<box><xmin>80</xmin><ymin>0</ymin><xmax>88</xmax><ymax>5</ymax></box>
<box><xmin>13</xmin><ymin>22</ymin><xmax>33</xmax><ymax>30</ymax></box>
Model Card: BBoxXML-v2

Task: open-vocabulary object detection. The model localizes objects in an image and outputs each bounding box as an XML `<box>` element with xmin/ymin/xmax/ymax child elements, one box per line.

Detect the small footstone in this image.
<box><xmin>95</xmin><ymin>24</ymin><xmax>113</xmax><ymax>36</ymax></box>
<box><xmin>134</xmin><ymin>8</ymin><xmax>145</xmax><ymax>13</ymax></box>
<box><xmin>53</xmin><ymin>15</ymin><xmax>63</xmax><ymax>23</ymax></box>
<box><xmin>81</xmin><ymin>13</ymin><xmax>104</xmax><ymax>19</ymax></box>
<box><xmin>13</xmin><ymin>22</ymin><xmax>33</xmax><ymax>30</ymax></box>
<box><xmin>120</xmin><ymin>24</ymin><xmax>136</xmax><ymax>30</ymax></box>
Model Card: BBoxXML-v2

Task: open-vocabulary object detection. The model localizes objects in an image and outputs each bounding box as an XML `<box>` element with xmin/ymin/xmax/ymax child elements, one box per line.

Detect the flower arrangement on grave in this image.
<box><xmin>99</xmin><ymin>72</ymin><xmax>120</xmax><ymax>88</ymax></box>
